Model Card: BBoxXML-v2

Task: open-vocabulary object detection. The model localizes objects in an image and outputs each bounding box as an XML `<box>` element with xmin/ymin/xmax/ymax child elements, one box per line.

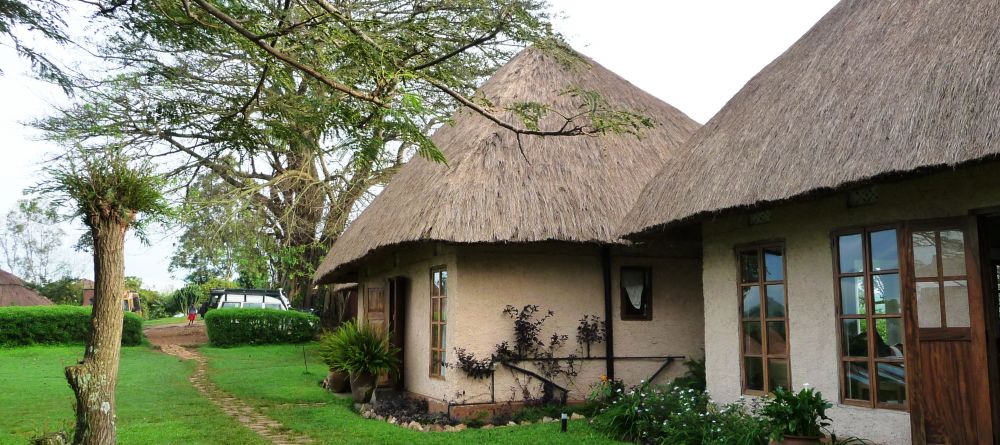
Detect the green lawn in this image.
<box><xmin>202</xmin><ymin>344</ymin><xmax>624</xmax><ymax>445</ymax></box>
<box><xmin>143</xmin><ymin>316</ymin><xmax>189</xmax><ymax>327</ymax></box>
<box><xmin>0</xmin><ymin>346</ymin><xmax>267</xmax><ymax>445</ymax></box>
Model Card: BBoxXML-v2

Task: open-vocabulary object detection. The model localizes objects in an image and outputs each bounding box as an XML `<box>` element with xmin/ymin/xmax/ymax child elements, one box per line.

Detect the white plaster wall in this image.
<box><xmin>701</xmin><ymin>161</ymin><xmax>1000</xmax><ymax>445</ymax></box>
<box><xmin>357</xmin><ymin>243</ymin><xmax>457</xmax><ymax>402</ymax></box>
<box><xmin>449</xmin><ymin>243</ymin><xmax>704</xmax><ymax>403</ymax></box>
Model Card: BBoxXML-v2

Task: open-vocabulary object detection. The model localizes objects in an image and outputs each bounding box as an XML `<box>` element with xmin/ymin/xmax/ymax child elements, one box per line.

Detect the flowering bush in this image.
<box><xmin>661</xmin><ymin>397</ymin><xmax>768</xmax><ymax>445</ymax></box>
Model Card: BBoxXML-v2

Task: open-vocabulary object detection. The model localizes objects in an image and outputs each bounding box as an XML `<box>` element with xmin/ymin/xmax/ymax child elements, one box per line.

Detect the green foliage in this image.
<box><xmin>671</xmin><ymin>356</ymin><xmax>707</xmax><ymax>393</ymax></box>
<box><xmin>761</xmin><ymin>386</ymin><xmax>832</xmax><ymax>441</ymax></box>
<box><xmin>205</xmin><ymin>308</ymin><xmax>319</xmax><ymax>347</ymax></box>
<box><xmin>587</xmin><ymin>380</ymin><xmax>771</xmax><ymax>445</ymax></box>
<box><xmin>318</xmin><ymin>321</ymin><xmax>399</xmax><ymax>377</ymax></box>
<box><xmin>589</xmin><ymin>381</ymin><xmax>708</xmax><ymax>443</ymax></box>
<box><xmin>31</xmin><ymin>277</ymin><xmax>83</xmax><ymax>305</ymax></box>
<box><xmin>0</xmin><ymin>306</ymin><xmax>143</xmax><ymax>347</ymax></box>
<box><xmin>0</xmin><ymin>0</ymin><xmax>72</xmax><ymax>92</ymax></box>
<box><xmin>35</xmin><ymin>147</ymin><xmax>171</xmax><ymax>239</ymax></box>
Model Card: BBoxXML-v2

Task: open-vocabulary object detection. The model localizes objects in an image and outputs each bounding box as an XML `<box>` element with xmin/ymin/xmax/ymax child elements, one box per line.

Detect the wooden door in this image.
<box><xmin>905</xmin><ymin>218</ymin><xmax>993</xmax><ymax>444</ymax></box>
<box><xmin>365</xmin><ymin>287</ymin><xmax>386</xmax><ymax>332</ymax></box>
<box><xmin>388</xmin><ymin>277</ymin><xmax>408</xmax><ymax>389</ymax></box>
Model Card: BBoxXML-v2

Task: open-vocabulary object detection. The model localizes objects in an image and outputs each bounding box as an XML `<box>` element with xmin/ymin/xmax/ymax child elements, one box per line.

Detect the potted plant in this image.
<box><xmin>761</xmin><ymin>385</ymin><xmax>832</xmax><ymax>444</ymax></box>
<box><xmin>318</xmin><ymin>321</ymin><xmax>399</xmax><ymax>403</ymax></box>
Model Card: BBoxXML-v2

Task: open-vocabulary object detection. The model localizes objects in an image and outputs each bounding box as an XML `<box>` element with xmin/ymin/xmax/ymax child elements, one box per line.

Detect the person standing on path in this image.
<box><xmin>187</xmin><ymin>304</ymin><xmax>197</xmax><ymax>327</ymax></box>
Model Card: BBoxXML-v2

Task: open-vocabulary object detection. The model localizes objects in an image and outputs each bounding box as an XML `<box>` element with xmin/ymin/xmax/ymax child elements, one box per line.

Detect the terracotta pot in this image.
<box><xmin>349</xmin><ymin>372</ymin><xmax>376</xmax><ymax>403</ymax></box>
<box><xmin>326</xmin><ymin>369</ymin><xmax>350</xmax><ymax>393</ymax></box>
<box><xmin>773</xmin><ymin>435</ymin><xmax>824</xmax><ymax>445</ymax></box>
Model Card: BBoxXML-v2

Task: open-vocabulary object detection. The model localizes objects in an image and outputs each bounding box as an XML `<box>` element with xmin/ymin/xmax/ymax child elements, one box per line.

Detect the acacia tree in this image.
<box><xmin>38</xmin><ymin>148</ymin><xmax>169</xmax><ymax>445</ymax></box>
<box><xmin>40</xmin><ymin>0</ymin><xmax>650</xmax><ymax>304</ymax></box>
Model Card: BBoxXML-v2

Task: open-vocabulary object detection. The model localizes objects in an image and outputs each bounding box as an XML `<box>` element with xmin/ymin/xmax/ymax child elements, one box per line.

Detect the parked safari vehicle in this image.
<box><xmin>199</xmin><ymin>288</ymin><xmax>290</xmax><ymax>317</ymax></box>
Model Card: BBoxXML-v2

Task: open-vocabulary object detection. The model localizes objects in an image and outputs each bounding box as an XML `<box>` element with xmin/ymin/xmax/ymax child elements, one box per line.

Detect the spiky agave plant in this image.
<box><xmin>319</xmin><ymin>320</ymin><xmax>400</xmax><ymax>377</ymax></box>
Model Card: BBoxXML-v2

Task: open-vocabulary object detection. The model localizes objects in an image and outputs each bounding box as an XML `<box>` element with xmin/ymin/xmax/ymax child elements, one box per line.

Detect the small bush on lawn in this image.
<box><xmin>0</xmin><ymin>305</ymin><xmax>144</xmax><ymax>346</ymax></box>
<box><xmin>205</xmin><ymin>308</ymin><xmax>319</xmax><ymax>347</ymax></box>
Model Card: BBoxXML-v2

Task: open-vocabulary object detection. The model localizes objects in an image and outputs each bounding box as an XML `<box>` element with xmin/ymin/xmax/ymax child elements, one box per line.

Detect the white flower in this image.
<box><xmin>803</xmin><ymin>382</ymin><xmax>811</xmax><ymax>388</ymax></box>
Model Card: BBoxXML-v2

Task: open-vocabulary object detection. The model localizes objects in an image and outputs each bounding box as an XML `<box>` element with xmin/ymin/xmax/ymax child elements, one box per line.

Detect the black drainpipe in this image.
<box><xmin>601</xmin><ymin>246</ymin><xmax>615</xmax><ymax>380</ymax></box>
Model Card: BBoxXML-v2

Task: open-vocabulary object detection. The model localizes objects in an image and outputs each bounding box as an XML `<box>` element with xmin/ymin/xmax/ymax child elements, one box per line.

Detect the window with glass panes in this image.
<box><xmin>429</xmin><ymin>266</ymin><xmax>447</xmax><ymax>378</ymax></box>
<box><xmin>833</xmin><ymin>227</ymin><xmax>906</xmax><ymax>409</ymax></box>
<box><xmin>738</xmin><ymin>244</ymin><xmax>789</xmax><ymax>394</ymax></box>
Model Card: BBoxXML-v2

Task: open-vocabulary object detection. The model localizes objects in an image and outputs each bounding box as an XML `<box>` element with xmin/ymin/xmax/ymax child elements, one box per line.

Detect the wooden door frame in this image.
<box><xmin>903</xmin><ymin>216</ymin><xmax>993</xmax><ymax>444</ymax></box>
<box><xmin>974</xmin><ymin>209</ymin><xmax>1000</xmax><ymax>445</ymax></box>
<box><xmin>388</xmin><ymin>277</ymin><xmax>407</xmax><ymax>390</ymax></box>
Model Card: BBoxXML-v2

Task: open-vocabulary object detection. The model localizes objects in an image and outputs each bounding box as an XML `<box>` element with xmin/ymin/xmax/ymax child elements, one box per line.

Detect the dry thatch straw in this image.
<box><xmin>623</xmin><ymin>0</ymin><xmax>1000</xmax><ymax>236</ymax></box>
<box><xmin>0</xmin><ymin>269</ymin><xmax>53</xmax><ymax>306</ymax></box>
<box><xmin>315</xmin><ymin>47</ymin><xmax>698</xmax><ymax>284</ymax></box>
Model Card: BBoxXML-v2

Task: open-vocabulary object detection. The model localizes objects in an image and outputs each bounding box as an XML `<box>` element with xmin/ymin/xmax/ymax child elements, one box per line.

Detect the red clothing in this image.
<box><xmin>187</xmin><ymin>313</ymin><xmax>196</xmax><ymax>321</ymax></box>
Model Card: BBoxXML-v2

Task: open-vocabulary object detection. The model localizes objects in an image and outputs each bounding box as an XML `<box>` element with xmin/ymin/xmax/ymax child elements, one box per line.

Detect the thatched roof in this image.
<box><xmin>0</xmin><ymin>269</ymin><xmax>53</xmax><ymax>306</ymax></box>
<box><xmin>623</xmin><ymin>0</ymin><xmax>1000</xmax><ymax>236</ymax></box>
<box><xmin>315</xmin><ymin>47</ymin><xmax>698</xmax><ymax>284</ymax></box>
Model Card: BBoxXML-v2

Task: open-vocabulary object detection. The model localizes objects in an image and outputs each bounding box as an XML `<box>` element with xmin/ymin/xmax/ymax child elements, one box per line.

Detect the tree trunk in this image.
<box><xmin>65</xmin><ymin>218</ymin><xmax>127</xmax><ymax>445</ymax></box>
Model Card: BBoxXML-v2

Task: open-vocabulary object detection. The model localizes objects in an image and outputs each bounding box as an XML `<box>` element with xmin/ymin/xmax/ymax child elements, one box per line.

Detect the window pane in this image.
<box><xmin>917</xmin><ymin>282</ymin><xmax>942</xmax><ymax>328</ymax></box>
<box><xmin>912</xmin><ymin>232</ymin><xmax>939</xmax><ymax>278</ymax></box>
<box><xmin>869</xmin><ymin>229</ymin><xmax>899</xmax><ymax>271</ymax></box>
<box><xmin>440</xmin><ymin>325</ymin><xmax>447</xmax><ymax>352</ymax></box>
<box><xmin>840</xmin><ymin>276</ymin><xmax>866</xmax><ymax>315</ymax></box>
<box><xmin>440</xmin><ymin>298</ymin><xmax>447</xmax><ymax>321</ymax></box>
<box><xmin>844</xmin><ymin>362</ymin><xmax>872</xmax><ymax>401</ymax></box>
<box><xmin>944</xmin><ymin>280</ymin><xmax>970</xmax><ymax>328</ymax></box>
<box><xmin>877</xmin><ymin>362</ymin><xmax>906</xmax><ymax>405</ymax></box>
<box><xmin>439</xmin><ymin>270</ymin><xmax>448</xmax><ymax>296</ymax></box>
<box><xmin>841</xmin><ymin>319</ymin><xmax>869</xmax><ymax>357</ymax></box>
<box><xmin>432</xmin><ymin>272</ymin><xmax>441</xmax><ymax>296</ymax></box>
<box><xmin>764</xmin><ymin>248</ymin><xmax>783</xmax><ymax>281</ymax></box>
<box><xmin>743</xmin><ymin>322</ymin><xmax>762</xmax><ymax>355</ymax></box>
<box><xmin>839</xmin><ymin>234</ymin><xmax>864</xmax><ymax>273</ymax></box>
<box><xmin>744</xmin><ymin>357</ymin><xmax>764</xmax><ymax>391</ymax></box>
<box><xmin>432</xmin><ymin>299</ymin><xmax>439</xmax><ymax>321</ymax></box>
<box><xmin>430</xmin><ymin>351</ymin><xmax>440</xmax><ymax>375</ymax></box>
<box><xmin>872</xmin><ymin>273</ymin><xmax>901</xmax><ymax>314</ymax></box>
<box><xmin>875</xmin><ymin>318</ymin><xmax>904</xmax><ymax>358</ymax></box>
<box><xmin>940</xmin><ymin>230</ymin><xmax>966</xmax><ymax>277</ymax></box>
<box><xmin>431</xmin><ymin>323</ymin><xmax>439</xmax><ymax>347</ymax></box>
<box><xmin>742</xmin><ymin>286</ymin><xmax>761</xmax><ymax>320</ymax></box>
<box><xmin>741</xmin><ymin>251</ymin><xmax>759</xmax><ymax>283</ymax></box>
<box><xmin>765</xmin><ymin>285</ymin><xmax>785</xmax><ymax>318</ymax></box>
<box><xmin>766</xmin><ymin>321</ymin><xmax>787</xmax><ymax>355</ymax></box>
<box><xmin>768</xmin><ymin>358</ymin><xmax>790</xmax><ymax>391</ymax></box>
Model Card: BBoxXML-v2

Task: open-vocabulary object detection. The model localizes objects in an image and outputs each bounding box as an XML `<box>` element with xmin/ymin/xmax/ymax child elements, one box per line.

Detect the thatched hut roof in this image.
<box><xmin>315</xmin><ymin>47</ymin><xmax>698</xmax><ymax>284</ymax></box>
<box><xmin>0</xmin><ymin>269</ymin><xmax>53</xmax><ymax>306</ymax></box>
<box><xmin>623</xmin><ymin>0</ymin><xmax>1000</xmax><ymax>236</ymax></box>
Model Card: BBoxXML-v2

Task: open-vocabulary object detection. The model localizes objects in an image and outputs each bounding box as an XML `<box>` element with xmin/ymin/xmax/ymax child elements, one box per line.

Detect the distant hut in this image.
<box><xmin>0</xmin><ymin>269</ymin><xmax>53</xmax><ymax>306</ymax></box>
<box><xmin>624</xmin><ymin>1</ymin><xmax>1000</xmax><ymax>443</ymax></box>
<box><xmin>314</xmin><ymin>46</ymin><xmax>701</xmax><ymax>414</ymax></box>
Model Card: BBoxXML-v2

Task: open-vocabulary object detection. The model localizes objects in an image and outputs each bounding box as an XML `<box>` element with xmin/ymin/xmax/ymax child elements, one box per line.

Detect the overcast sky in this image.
<box><xmin>0</xmin><ymin>0</ymin><xmax>838</xmax><ymax>291</ymax></box>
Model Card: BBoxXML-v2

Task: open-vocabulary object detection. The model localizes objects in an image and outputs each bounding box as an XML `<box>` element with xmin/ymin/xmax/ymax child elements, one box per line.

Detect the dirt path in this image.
<box><xmin>146</xmin><ymin>323</ymin><xmax>314</xmax><ymax>445</ymax></box>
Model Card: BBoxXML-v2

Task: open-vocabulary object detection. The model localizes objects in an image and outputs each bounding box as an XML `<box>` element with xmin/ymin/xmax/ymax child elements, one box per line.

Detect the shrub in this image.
<box><xmin>660</xmin><ymin>396</ymin><xmax>769</xmax><ymax>445</ymax></box>
<box><xmin>0</xmin><ymin>306</ymin><xmax>144</xmax><ymax>347</ymax></box>
<box><xmin>590</xmin><ymin>380</ymin><xmax>706</xmax><ymax>442</ymax></box>
<box><xmin>761</xmin><ymin>386</ymin><xmax>832</xmax><ymax>441</ymax></box>
<box><xmin>318</xmin><ymin>320</ymin><xmax>399</xmax><ymax>376</ymax></box>
<box><xmin>204</xmin><ymin>308</ymin><xmax>319</xmax><ymax>347</ymax></box>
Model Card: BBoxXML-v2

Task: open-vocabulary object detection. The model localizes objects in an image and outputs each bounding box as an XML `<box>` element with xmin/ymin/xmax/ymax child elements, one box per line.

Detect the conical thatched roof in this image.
<box><xmin>623</xmin><ymin>0</ymin><xmax>1000</xmax><ymax>236</ymax></box>
<box><xmin>315</xmin><ymin>47</ymin><xmax>698</xmax><ymax>284</ymax></box>
<box><xmin>0</xmin><ymin>269</ymin><xmax>53</xmax><ymax>306</ymax></box>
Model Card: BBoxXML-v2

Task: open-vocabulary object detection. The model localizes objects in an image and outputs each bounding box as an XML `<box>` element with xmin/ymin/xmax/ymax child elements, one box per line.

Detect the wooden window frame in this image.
<box><xmin>737</xmin><ymin>242</ymin><xmax>790</xmax><ymax>396</ymax></box>
<box><xmin>832</xmin><ymin>224</ymin><xmax>908</xmax><ymax>411</ymax></box>
<box><xmin>429</xmin><ymin>266</ymin><xmax>447</xmax><ymax>379</ymax></box>
<box><xmin>620</xmin><ymin>266</ymin><xmax>653</xmax><ymax>321</ymax></box>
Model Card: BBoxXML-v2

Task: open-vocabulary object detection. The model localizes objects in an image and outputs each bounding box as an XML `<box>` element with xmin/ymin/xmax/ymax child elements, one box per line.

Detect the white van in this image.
<box><xmin>200</xmin><ymin>288</ymin><xmax>290</xmax><ymax>316</ymax></box>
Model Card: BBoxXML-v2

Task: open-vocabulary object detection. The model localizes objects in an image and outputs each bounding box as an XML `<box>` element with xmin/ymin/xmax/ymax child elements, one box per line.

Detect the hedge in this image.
<box><xmin>204</xmin><ymin>308</ymin><xmax>320</xmax><ymax>347</ymax></box>
<box><xmin>0</xmin><ymin>305</ymin><xmax>144</xmax><ymax>347</ymax></box>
